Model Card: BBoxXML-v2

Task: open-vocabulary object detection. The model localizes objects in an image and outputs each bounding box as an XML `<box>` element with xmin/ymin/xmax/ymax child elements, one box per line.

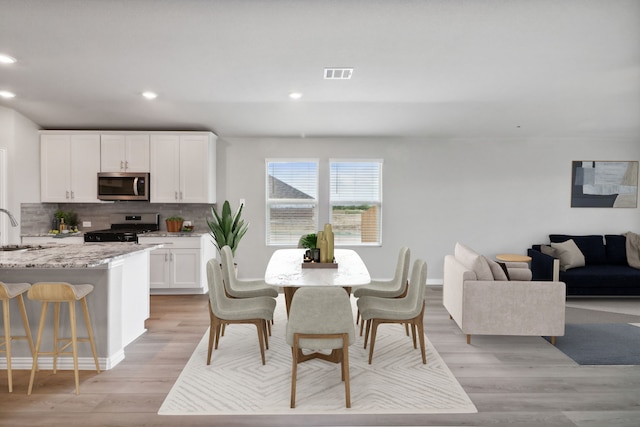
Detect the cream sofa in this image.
<box><xmin>443</xmin><ymin>243</ymin><xmax>566</xmax><ymax>344</ymax></box>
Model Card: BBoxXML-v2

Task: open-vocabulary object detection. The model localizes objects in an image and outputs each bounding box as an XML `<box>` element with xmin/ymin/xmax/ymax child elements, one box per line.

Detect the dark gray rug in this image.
<box><xmin>545</xmin><ymin>323</ymin><xmax>640</xmax><ymax>365</ymax></box>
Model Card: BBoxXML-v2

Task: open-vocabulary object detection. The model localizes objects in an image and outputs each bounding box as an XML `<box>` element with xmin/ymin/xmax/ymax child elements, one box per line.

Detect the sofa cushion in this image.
<box><xmin>541</xmin><ymin>245</ymin><xmax>557</xmax><ymax>257</ymax></box>
<box><xmin>551</xmin><ymin>239</ymin><xmax>586</xmax><ymax>271</ymax></box>
<box><xmin>560</xmin><ymin>265</ymin><xmax>640</xmax><ymax>295</ymax></box>
<box><xmin>507</xmin><ymin>267</ymin><xmax>533</xmax><ymax>281</ymax></box>
<box><xmin>605</xmin><ymin>234</ymin><xmax>628</xmax><ymax>266</ymax></box>
<box><xmin>454</xmin><ymin>243</ymin><xmax>494</xmax><ymax>280</ymax></box>
<box><xmin>483</xmin><ymin>256</ymin><xmax>509</xmax><ymax>281</ymax></box>
<box><xmin>549</xmin><ymin>234</ymin><xmax>607</xmax><ymax>265</ymax></box>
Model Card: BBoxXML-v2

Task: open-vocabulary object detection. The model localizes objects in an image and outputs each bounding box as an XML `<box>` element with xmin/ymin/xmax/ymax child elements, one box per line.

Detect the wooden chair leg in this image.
<box><xmin>17</xmin><ymin>294</ymin><xmax>36</xmax><ymax>358</ymax></box>
<box><xmin>255</xmin><ymin>321</ymin><xmax>266</xmax><ymax>365</ymax></box>
<box><xmin>290</xmin><ymin>337</ymin><xmax>299</xmax><ymax>408</ymax></box>
<box><xmin>53</xmin><ymin>302</ymin><xmax>60</xmax><ymax>374</ymax></box>
<box><xmin>263</xmin><ymin>320</ymin><xmax>270</xmax><ymax>350</ymax></box>
<box><xmin>551</xmin><ymin>336</ymin><xmax>556</xmax><ymax>346</ymax></box>
<box><xmin>466</xmin><ymin>334</ymin><xmax>471</xmax><ymax>344</ymax></box>
<box><xmin>68</xmin><ymin>301</ymin><xmax>81</xmax><ymax>395</ymax></box>
<box><xmin>2</xmin><ymin>299</ymin><xmax>12</xmax><ymax>392</ymax></box>
<box><xmin>28</xmin><ymin>302</ymin><xmax>49</xmax><ymax>395</ymax></box>
<box><xmin>342</xmin><ymin>334</ymin><xmax>351</xmax><ymax>408</ymax></box>
<box><xmin>368</xmin><ymin>319</ymin><xmax>379</xmax><ymax>364</ymax></box>
<box><xmin>363</xmin><ymin>319</ymin><xmax>371</xmax><ymax>349</ymax></box>
<box><xmin>417</xmin><ymin>319</ymin><xmax>427</xmax><ymax>364</ymax></box>
<box><xmin>80</xmin><ymin>298</ymin><xmax>100</xmax><ymax>373</ymax></box>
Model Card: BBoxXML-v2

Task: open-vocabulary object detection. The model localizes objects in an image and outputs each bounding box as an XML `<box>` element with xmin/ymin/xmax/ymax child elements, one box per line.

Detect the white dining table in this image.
<box><xmin>264</xmin><ymin>248</ymin><xmax>371</xmax><ymax>315</ymax></box>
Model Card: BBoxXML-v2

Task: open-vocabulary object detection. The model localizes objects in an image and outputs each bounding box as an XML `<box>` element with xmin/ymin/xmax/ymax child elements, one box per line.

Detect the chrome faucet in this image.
<box><xmin>0</xmin><ymin>208</ymin><xmax>19</xmax><ymax>227</ymax></box>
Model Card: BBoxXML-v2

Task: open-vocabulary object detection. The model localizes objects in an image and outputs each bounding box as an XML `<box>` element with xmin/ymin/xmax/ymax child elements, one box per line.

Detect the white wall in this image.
<box><xmin>0</xmin><ymin>106</ymin><xmax>41</xmax><ymax>244</ymax></box>
<box><xmin>218</xmin><ymin>136</ymin><xmax>640</xmax><ymax>282</ymax></box>
<box><xmin>2</xmin><ymin>104</ymin><xmax>638</xmax><ymax>281</ymax></box>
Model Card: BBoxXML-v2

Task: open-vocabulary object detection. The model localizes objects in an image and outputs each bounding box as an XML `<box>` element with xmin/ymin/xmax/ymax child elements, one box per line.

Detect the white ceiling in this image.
<box><xmin>1</xmin><ymin>0</ymin><xmax>638</xmax><ymax>139</ymax></box>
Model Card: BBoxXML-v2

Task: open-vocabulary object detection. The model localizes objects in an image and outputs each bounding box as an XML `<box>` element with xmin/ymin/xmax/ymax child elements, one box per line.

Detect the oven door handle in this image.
<box><xmin>133</xmin><ymin>177</ymin><xmax>139</xmax><ymax>196</ymax></box>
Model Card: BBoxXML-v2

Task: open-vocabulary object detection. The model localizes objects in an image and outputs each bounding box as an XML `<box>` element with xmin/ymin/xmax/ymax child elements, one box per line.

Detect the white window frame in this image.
<box><xmin>329</xmin><ymin>159</ymin><xmax>383</xmax><ymax>246</ymax></box>
<box><xmin>265</xmin><ymin>159</ymin><xmax>319</xmax><ymax>246</ymax></box>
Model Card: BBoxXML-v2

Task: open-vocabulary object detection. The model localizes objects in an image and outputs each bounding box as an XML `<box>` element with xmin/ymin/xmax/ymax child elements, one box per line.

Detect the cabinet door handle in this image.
<box><xmin>71</xmin><ymin>191</ymin><xmax>74</xmax><ymax>199</ymax></box>
<box><xmin>174</xmin><ymin>191</ymin><xmax>178</xmax><ymax>200</ymax></box>
<box><xmin>165</xmin><ymin>253</ymin><xmax>169</xmax><ymax>262</ymax></box>
<box><xmin>66</xmin><ymin>190</ymin><xmax>70</xmax><ymax>199</ymax></box>
<box><xmin>120</xmin><ymin>160</ymin><xmax>124</xmax><ymax>170</ymax></box>
<box><xmin>125</xmin><ymin>160</ymin><xmax>129</xmax><ymax>170</ymax></box>
<box><xmin>179</xmin><ymin>191</ymin><xmax>183</xmax><ymax>200</ymax></box>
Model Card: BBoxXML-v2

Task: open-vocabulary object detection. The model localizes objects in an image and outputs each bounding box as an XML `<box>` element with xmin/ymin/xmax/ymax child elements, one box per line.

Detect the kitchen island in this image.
<box><xmin>0</xmin><ymin>243</ymin><xmax>160</xmax><ymax>370</ymax></box>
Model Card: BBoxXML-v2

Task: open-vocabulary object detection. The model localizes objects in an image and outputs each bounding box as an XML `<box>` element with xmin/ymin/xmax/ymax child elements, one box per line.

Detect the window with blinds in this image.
<box><xmin>266</xmin><ymin>160</ymin><xmax>319</xmax><ymax>245</ymax></box>
<box><xmin>330</xmin><ymin>160</ymin><xmax>383</xmax><ymax>245</ymax></box>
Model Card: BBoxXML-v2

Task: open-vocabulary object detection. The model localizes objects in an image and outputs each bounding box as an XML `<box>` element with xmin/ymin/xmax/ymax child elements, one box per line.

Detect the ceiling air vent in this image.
<box><xmin>324</xmin><ymin>68</ymin><xmax>354</xmax><ymax>80</ymax></box>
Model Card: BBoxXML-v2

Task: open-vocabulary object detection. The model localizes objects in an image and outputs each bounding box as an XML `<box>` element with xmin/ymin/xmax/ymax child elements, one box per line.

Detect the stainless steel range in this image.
<box><xmin>83</xmin><ymin>213</ymin><xmax>160</xmax><ymax>243</ymax></box>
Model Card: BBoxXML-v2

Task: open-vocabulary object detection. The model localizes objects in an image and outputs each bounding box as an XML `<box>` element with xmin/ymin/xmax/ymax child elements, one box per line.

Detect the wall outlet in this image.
<box><xmin>82</xmin><ymin>221</ymin><xmax>92</xmax><ymax>228</ymax></box>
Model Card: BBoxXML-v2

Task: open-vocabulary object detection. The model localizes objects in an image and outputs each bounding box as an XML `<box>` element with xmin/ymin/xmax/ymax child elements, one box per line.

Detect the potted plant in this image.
<box><xmin>166</xmin><ymin>216</ymin><xmax>184</xmax><ymax>233</ymax></box>
<box><xmin>300</xmin><ymin>233</ymin><xmax>320</xmax><ymax>262</ymax></box>
<box><xmin>207</xmin><ymin>201</ymin><xmax>248</xmax><ymax>256</ymax></box>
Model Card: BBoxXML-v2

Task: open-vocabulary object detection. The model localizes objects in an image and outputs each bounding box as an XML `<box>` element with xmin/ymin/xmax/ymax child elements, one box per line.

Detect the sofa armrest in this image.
<box><xmin>461</xmin><ymin>279</ymin><xmax>566</xmax><ymax>337</ymax></box>
<box><xmin>528</xmin><ymin>248</ymin><xmax>560</xmax><ymax>281</ymax></box>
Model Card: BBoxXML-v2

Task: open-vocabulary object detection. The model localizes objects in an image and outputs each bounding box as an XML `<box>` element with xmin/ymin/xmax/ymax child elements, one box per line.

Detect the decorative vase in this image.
<box><xmin>319</xmin><ymin>233</ymin><xmax>329</xmax><ymax>263</ymax></box>
<box><xmin>323</xmin><ymin>223</ymin><xmax>334</xmax><ymax>262</ymax></box>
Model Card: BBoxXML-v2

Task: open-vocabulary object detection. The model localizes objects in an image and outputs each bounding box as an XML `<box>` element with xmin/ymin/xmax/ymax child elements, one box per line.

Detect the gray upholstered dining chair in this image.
<box><xmin>357</xmin><ymin>259</ymin><xmax>428</xmax><ymax>365</ymax></box>
<box><xmin>286</xmin><ymin>286</ymin><xmax>355</xmax><ymax>408</ymax></box>
<box><xmin>353</xmin><ymin>246</ymin><xmax>410</xmax><ymax>333</ymax></box>
<box><xmin>206</xmin><ymin>258</ymin><xmax>276</xmax><ymax>365</ymax></box>
<box><xmin>220</xmin><ymin>245</ymin><xmax>278</xmax><ymax>299</ymax></box>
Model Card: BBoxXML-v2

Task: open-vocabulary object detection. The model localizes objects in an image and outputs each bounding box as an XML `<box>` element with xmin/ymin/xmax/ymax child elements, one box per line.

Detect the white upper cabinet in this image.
<box><xmin>100</xmin><ymin>134</ymin><xmax>150</xmax><ymax>172</ymax></box>
<box><xmin>41</xmin><ymin>133</ymin><xmax>101</xmax><ymax>203</ymax></box>
<box><xmin>150</xmin><ymin>132</ymin><xmax>216</xmax><ymax>203</ymax></box>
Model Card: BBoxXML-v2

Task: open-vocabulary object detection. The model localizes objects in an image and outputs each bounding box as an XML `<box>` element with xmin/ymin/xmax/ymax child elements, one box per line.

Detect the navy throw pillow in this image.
<box><xmin>605</xmin><ymin>235</ymin><xmax>628</xmax><ymax>266</ymax></box>
<box><xmin>549</xmin><ymin>234</ymin><xmax>607</xmax><ymax>265</ymax></box>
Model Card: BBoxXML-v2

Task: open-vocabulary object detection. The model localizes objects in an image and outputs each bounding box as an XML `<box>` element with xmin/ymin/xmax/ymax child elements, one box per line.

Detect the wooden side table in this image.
<box><xmin>496</xmin><ymin>253</ymin><xmax>532</xmax><ymax>263</ymax></box>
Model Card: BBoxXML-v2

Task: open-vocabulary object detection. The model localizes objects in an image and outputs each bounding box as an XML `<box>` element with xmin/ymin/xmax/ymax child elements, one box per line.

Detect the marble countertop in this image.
<box><xmin>0</xmin><ymin>243</ymin><xmax>162</xmax><ymax>269</ymax></box>
<box><xmin>22</xmin><ymin>231</ymin><xmax>207</xmax><ymax>238</ymax></box>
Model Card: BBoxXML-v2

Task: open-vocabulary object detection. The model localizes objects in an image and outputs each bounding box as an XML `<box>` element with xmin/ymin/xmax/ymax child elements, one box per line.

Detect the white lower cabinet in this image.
<box><xmin>139</xmin><ymin>235</ymin><xmax>215</xmax><ymax>295</ymax></box>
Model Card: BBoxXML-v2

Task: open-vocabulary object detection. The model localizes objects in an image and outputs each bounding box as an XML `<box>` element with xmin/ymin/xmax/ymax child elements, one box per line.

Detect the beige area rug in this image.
<box><xmin>159</xmin><ymin>295</ymin><xmax>477</xmax><ymax>415</ymax></box>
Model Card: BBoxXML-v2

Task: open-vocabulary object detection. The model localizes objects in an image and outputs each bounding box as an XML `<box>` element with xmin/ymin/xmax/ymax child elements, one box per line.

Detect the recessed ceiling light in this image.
<box><xmin>289</xmin><ymin>92</ymin><xmax>303</xmax><ymax>100</ymax></box>
<box><xmin>0</xmin><ymin>91</ymin><xmax>16</xmax><ymax>99</ymax></box>
<box><xmin>142</xmin><ymin>91</ymin><xmax>158</xmax><ymax>100</ymax></box>
<box><xmin>0</xmin><ymin>54</ymin><xmax>16</xmax><ymax>64</ymax></box>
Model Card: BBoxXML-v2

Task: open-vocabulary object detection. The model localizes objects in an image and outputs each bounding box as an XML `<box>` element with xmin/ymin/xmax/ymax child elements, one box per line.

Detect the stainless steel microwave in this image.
<box><xmin>97</xmin><ymin>172</ymin><xmax>150</xmax><ymax>201</ymax></box>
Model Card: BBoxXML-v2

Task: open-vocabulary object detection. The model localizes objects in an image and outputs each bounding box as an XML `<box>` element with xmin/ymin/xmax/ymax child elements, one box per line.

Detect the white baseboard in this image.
<box><xmin>0</xmin><ymin>350</ymin><xmax>125</xmax><ymax>371</ymax></box>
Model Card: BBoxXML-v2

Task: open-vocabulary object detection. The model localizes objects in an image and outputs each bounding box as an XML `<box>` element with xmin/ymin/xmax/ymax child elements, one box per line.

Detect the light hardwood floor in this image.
<box><xmin>1</xmin><ymin>287</ymin><xmax>639</xmax><ymax>427</ymax></box>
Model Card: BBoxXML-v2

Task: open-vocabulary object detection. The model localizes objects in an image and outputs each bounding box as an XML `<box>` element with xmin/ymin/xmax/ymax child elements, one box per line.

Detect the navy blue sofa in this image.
<box><xmin>528</xmin><ymin>234</ymin><xmax>640</xmax><ymax>296</ymax></box>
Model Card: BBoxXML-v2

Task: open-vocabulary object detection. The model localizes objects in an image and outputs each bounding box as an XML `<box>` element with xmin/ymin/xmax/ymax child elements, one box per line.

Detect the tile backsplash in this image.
<box><xmin>21</xmin><ymin>202</ymin><xmax>216</xmax><ymax>234</ymax></box>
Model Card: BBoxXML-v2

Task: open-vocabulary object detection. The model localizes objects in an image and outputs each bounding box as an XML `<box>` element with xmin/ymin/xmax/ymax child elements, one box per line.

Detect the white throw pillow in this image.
<box><xmin>454</xmin><ymin>243</ymin><xmax>494</xmax><ymax>280</ymax></box>
<box><xmin>483</xmin><ymin>256</ymin><xmax>509</xmax><ymax>281</ymax></box>
<box><xmin>551</xmin><ymin>239</ymin><xmax>586</xmax><ymax>271</ymax></box>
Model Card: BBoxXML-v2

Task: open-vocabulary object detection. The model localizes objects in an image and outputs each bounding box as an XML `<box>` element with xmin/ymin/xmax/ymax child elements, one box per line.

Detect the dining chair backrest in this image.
<box><xmin>394</xmin><ymin>246</ymin><xmax>411</xmax><ymax>290</ymax></box>
<box><xmin>220</xmin><ymin>245</ymin><xmax>237</xmax><ymax>293</ymax></box>
<box><xmin>206</xmin><ymin>258</ymin><xmax>227</xmax><ymax>314</ymax></box>
<box><xmin>403</xmin><ymin>259</ymin><xmax>428</xmax><ymax>317</ymax></box>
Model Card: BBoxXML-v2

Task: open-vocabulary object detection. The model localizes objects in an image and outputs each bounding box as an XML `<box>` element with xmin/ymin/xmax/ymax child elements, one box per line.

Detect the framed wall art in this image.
<box><xmin>571</xmin><ymin>161</ymin><xmax>638</xmax><ymax>208</ymax></box>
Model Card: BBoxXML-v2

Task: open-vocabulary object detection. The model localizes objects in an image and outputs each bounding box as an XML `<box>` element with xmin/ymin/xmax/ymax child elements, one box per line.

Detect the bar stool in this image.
<box><xmin>27</xmin><ymin>282</ymin><xmax>100</xmax><ymax>395</ymax></box>
<box><xmin>1</xmin><ymin>281</ymin><xmax>35</xmax><ymax>392</ymax></box>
